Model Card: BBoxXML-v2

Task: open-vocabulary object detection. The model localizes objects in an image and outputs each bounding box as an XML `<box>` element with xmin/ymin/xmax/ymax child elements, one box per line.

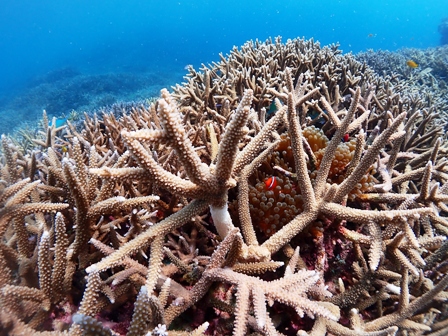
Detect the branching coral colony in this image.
<box><xmin>1</xmin><ymin>37</ymin><xmax>448</xmax><ymax>336</ymax></box>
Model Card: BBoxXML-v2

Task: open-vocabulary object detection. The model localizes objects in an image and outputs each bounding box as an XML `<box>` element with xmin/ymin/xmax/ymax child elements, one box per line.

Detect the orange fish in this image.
<box><xmin>264</xmin><ymin>176</ymin><xmax>278</xmax><ymax>190</ymax></box>
<box><xmin>406</xmin><ymin>60</ymin><xmax>418</xmax><ymax>68</ymax></box>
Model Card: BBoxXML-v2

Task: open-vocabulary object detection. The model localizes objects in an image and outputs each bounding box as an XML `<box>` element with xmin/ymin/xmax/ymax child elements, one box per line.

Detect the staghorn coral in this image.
<box><xmin>1</xmin><ymin>37</ymin><xmax>448</xmax><ymax>335</ymax></box>
<box><xmin>244</xmin><ymin>127</ymin><xmax>377</xmax><ymax>237</ymax></box>
<box><xmin>355</xmin><ymin>46</ymin><xmax>448</xmax><ymax>130</ymax></box>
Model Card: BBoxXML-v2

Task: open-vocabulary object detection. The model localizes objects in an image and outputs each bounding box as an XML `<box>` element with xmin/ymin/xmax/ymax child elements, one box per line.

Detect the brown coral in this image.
<box><xmin>0</xmin><ymin>37</ymin><xmax>448</xmax><ymax>336</ymax></box>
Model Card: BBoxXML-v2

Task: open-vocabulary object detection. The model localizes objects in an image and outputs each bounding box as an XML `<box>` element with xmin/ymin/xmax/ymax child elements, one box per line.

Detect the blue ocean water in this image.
<box><xmin>0</xmin><ymin>0</ymin><xmax>446</xmax><ymax>133</ymax></box>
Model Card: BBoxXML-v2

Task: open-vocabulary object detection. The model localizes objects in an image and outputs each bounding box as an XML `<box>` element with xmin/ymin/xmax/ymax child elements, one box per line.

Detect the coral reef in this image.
<box><xmin>356</xmin><ymin>46</ymin><xmax>448</xmax><ymax>83</ymax></box>
<box><xmin>355</xmin><ymin>46</ymin><xmax>448</xmax><ymax>128</ymax></box>
<box><xmin>1</xmin><ymin>37</ymin><xmax>448</xmax><ymax>335</ymax></box>
<box><xmin>0</xmin><ymin>68</ymin><xmax>182</xmax><ymax>136</ymax></box>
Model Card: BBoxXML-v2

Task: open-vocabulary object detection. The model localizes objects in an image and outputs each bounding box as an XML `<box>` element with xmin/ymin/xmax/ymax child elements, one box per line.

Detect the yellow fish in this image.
<box><xmin>406</xmin><ymin>60</ymin><xmax>418</xmax><ymax>68</ymax></box>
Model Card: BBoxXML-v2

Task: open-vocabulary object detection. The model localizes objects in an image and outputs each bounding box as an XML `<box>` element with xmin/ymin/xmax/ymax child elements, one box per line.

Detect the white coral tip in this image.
<box><xmin>86</xmin><ymin>264</ymin><xmax>98</xmax><ymax>274</ymax></box>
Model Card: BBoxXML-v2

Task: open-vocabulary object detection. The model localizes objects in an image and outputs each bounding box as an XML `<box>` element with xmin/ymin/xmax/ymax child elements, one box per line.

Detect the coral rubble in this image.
<box><xmin>1</xmin><ymin>37</ymin><xmax>448</xmax><ymax>335</ymax></box>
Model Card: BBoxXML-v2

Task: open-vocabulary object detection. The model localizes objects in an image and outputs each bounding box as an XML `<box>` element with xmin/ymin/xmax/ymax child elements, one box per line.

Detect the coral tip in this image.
<box><xmin>265</xmin><ymin>176</ymin><xmax>278</xmax><ymax>190</ymax></box>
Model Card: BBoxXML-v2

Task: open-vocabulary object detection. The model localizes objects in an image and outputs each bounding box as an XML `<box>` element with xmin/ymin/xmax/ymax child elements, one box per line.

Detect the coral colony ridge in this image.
<box><xmin>1</xmin><ymin>37</ymin><xmax>448</xmax><ymax>336</ymax></box>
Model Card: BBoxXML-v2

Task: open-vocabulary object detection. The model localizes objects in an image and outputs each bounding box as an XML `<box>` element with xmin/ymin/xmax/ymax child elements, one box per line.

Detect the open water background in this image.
<box><xmin>0</xmin><ymin>0</ymin><xmax>446</xmax><ymax>133</ymax></box>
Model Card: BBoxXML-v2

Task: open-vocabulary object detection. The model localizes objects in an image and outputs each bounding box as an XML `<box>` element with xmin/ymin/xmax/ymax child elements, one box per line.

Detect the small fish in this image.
<box><xmin>406</xmin><ymin>60</ymin><xmax>418</xmax><ymax>68</ymax></box>
<box><xmin>267</xmin><ymin>100</ymin><xmax>280</xmax><ymax>116</ymax></box>
<box><xmin>309</xmin><ymin>109</ymin><xmax>327</xmax><ymax>128</ymax></box>
<box><xmin>264</xmin><ymin>176</ymin><xmax>278</xmax><ymax>190</ymax></box>
<box><xmin>367</xmin><ymin>33</ymin><xmax>377</xmax><ymax>38</ymax></box>
<box><xmin>342</xmin><ymin>133</ymin><xmax>349</xmax><ymax>142</ymax></box>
